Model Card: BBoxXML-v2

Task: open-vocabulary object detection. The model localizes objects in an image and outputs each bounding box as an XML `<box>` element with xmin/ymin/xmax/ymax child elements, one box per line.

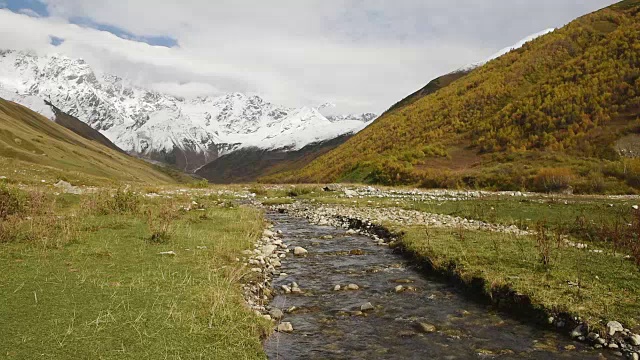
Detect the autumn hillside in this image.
<box><xmin>264</xmin><ymin>0</ymin><xmax>640</xmax><ymax>194</ymax></box>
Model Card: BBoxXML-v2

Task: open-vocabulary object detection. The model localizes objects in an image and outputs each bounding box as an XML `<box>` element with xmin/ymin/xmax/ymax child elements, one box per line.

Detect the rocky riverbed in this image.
<box><xmin>258</xmin><ymin>201</ymin><xmax>640</xmax><ymax>359</ymax></box>
<box><xmin>276</xmin><ymin>202</ymin><xmax>530</xmax><ymax>235</ymax></box>
<box><xmin>260</xmin><ymin>212</ymin><xmax>622</xmax><ymax>359</ymax></box>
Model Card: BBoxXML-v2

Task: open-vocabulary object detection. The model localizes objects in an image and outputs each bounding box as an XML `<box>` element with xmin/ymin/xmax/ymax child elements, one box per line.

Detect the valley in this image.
<box><xmin>0</xmin><ymin>0</ymin><xmax>639</xmax><ymax>359</ymax></box>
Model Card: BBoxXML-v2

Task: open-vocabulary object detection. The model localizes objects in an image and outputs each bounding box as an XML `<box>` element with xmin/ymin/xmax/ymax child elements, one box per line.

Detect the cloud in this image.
<box><xmin>0</xmin><ymin>1</ymin><xmax>618</xmax><ymax>113</ymax></box>
<box><xmin>17</xmin><ymin>7</ymin><xmax>41</xmax><ymax>17</ymax></box>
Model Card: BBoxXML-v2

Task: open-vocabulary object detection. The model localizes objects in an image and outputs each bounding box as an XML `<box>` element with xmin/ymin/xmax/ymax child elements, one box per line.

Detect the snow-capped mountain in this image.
<box><xmin>455</xmin><ymin>28</ymin><xmax>556</xmax><ymax>73</ymax></box>
<box><xmin>317</xmin><ymin>102</ymin><xmax>376</xmax><ymax>123</ymax></box>
<box><xmin>0</xmin><ymin>49</ymin><xmax>376</xmax><ymax>171</ymax></box>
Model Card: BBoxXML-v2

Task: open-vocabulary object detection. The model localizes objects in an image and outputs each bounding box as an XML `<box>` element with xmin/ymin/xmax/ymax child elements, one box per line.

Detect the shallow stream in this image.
<box><xmin>264</xmin><ymin>212</ymin><xmax>607</xmax><ymax>359</ymax></box>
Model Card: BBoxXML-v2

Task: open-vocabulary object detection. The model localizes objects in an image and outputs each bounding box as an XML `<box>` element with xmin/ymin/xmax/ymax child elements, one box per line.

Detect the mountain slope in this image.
<box><xmin>0</xmin><ymin>97</ymin><xmax>181</xmax><ymax>185</ymax></box>
<box><xmin>196</xmin><ymin>134</ymin><xmax>353</xmax><ymax>183</ymax></box>
<box><xmin>265</xmin><ymin>1</ymin><xmax>640</xmax><ymax>193</ymax></box>
<box><xmin>0</xmin><ymin>50</ymin><xmax>376</xmax><ymax>172</ymax></box>
<box><xmin>45</xmin><ymin>100</ymin><xmax>124</xmax><ymax>153</ymax></box>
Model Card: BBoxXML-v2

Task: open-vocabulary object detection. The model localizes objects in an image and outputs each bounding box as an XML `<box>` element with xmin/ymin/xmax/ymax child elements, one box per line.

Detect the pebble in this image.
<box><xmin>395</xmin><ymin>285</ymin><xmax>405</xmax><ymax>293</ymax></box>
<box><xmin>571</xmin><ymin>325</ymin><xmax>586</xmax><ymax>339</ymax></box>
<box><xmin>269</xmin><ymin>308</ymin><xmax>284</xmax><ymax>320</ymax></box>
<box><xmin>334</xmin><ymin>285</ymin><xmax>341</xmax><ymax>291</ymax></box>
<box><xmin>294</xmin><ymin>247</ymin><xmax>308</xmax><ymax>256</ymax></box>
<box><xmin>346</xmin><ymin>284</ymin><xmax>360</xmax><ymax>290</ymax></box>
<box><xmin>276</xmin><ymin>322</ymin><xmax>294</xmax><ymax>333</ymax></box>
<box><xmin>417</xmin><ymin>322</ymin><xmax>437</xmax><ymax>333</ymax></box>
<box><xmin>360</xmin><ymin>302</ymin><xmax>375</xmax><ymax>311</ymax></box>
<box><xmin>630</xmin><ymin>334</ymin><xmax>640</xmax><ymax>346</ymax></box>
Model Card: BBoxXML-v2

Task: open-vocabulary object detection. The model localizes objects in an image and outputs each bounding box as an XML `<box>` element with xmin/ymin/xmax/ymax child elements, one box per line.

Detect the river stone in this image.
<box><xmin>269</xmin><ymin>309</ymin><xmax>284</xmax><ymax>320</ymax></box>
<box><xmin>333</xmin><ymin>285</ymin><xmax>341</xmax><ymax>291</ymax></box>
<box><xmin>395</xmin><ymin>285</ymin><xmax>405</xmax><ymax>293</ymax></box>
<box><xmin>417</xmin><ymin>323</ymin><xmax>437</xmax><ymax>333</ymax></box>
<box><xmin>360</xmin><ymin>302</ymin><xmax>374</xmax><ymax>311</ymax></box>
<box><xmin>346</xmin><ymin>229</ymin><xmax>357</xmax><ymax>235</ymax></box>
<box><xmin>608</xmin><ymin>343</ymin><xmax>619</xmax><ymax>349</ymax></box>
<box><xmin>607</xmin><ymin>321</ymin><xmax>624</xmax><ymax>336</ymax></box>
<box><xmin>571</xmin><ymin>325</ymin><xmax>587</xmax><ymax>339</ymax></box>
<box><xmin>294</xmin><ymin>247</ymin><xmax>308</xmax><ymax>256</ymax></box>
<box><xmin>346</xmin><ymin>284</ymin><xmax>360</xmax><ymax>290</ymax></box>
<box><xmin>630</xmin><ymin>334</ymin><xmax>640</xmax><ymax>346</ymax></box>
<box><xmin>631</xmin><ymin>352</ymin><xmax>639</xmax><ymax>360</ymax></box>
<box><xmin>262</xmin><ymin>245</ymin><xmax>277</xmax><ymax>256</ymax></box>
<box><xmin>263</xmin><ymin>230</ymin><xmax>276</xmax><ymax>238</ymax></box>
<box><xmin>277</xmin><ymin>322</ymin><xmax>294</xmax><ymax>333</ymax></box>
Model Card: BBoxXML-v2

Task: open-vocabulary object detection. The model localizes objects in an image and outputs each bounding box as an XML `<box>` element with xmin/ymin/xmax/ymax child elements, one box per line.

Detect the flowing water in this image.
<box><xmin>263</xmin><ymin>212</ymin><xmax>608</xmax><ymax>360</ymax></box>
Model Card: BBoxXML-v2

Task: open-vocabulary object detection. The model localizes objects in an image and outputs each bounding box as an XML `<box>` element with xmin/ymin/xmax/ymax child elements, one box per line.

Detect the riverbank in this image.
<box><xmin>273</xmin><ymin>198</ymin><xmax>640</xmax><ymax>358</ymax></box>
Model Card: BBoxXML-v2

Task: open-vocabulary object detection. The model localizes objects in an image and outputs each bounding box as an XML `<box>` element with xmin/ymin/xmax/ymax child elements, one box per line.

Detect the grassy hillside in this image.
<box><xmin>266</xmin><ymin>0</ymin><xmax>640</xmax><ymax>194</ymax></box>
<box><xmin>197</xmin><ymin>134</ymin><xmax>352</xmax><ymax>183</ymax></box>
<box><xmin>46</xmin><ymin>100</ymin><xmax>125</xmax><ymax>153</ymax></box>
<box><xmin>0</xmin><ymin>98</ymin><xmax>185</xmax><ymax>185</ymax></box>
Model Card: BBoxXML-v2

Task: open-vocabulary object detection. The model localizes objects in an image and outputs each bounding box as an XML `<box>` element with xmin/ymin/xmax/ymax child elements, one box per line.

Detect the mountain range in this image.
<box><xmin>0</xmin><ymin>50</ymin><xmax>376</xmax><ymax>172</ymax></box>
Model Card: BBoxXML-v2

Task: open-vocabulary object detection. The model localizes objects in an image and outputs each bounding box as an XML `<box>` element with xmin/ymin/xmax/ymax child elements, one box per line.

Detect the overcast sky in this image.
<box><xmin>0</xmin><ymin>0</ymin><xmax>617</xmax><ymax>113</ymax></box>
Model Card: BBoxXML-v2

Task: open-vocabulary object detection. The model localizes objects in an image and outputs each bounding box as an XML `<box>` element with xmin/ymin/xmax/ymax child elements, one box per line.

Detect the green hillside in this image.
<box><xmin>0</xmin><ymin>98</ymin><xmax>183</xmax><ymax>185</ymax></box>
<box><xmin>265</xmin><ymin>0</ymin><xmax>640</xmax><ymax>193</ymax></box>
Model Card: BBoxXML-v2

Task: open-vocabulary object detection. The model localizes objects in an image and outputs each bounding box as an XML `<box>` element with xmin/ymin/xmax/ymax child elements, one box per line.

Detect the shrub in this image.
<box><xmin>24</xmin><ymin>215</ymin><xmax>79</xmax><ymax>248</ymax></box>
<box><xmin>187</xmin><ymin>179</ymin><xmax>209</xmax><ymax>189</ymax></box>
<box><xmin>533</xmin><ymin>168</ymin><xmax>574</xmax><ymax>193</ymax></box>
<box><xmin>83</xmin><ymin>189</ymin><xmax>142</xmax><ymax>215</ymax></box>
<box><xmin>146</xmin><ymin>204</ymin><xmax>177</xmax><ymax>244</ymax></box>
<box><xmin>0</xmin><ymin>185</ymin><xmax>25</xmax><ymax>220</ymax></box>
<box><xmin>286</xmin><ymin>186</ymin><xmax>317</xmax><ymax>197</ymax></box>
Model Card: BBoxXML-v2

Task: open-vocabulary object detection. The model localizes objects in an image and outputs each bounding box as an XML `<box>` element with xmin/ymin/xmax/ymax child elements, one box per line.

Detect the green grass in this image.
<box><xmin>0</xmin><ymin>98</ymin><xmax>186</xmax><ymax>186</ymax></box>
<box><xmin>399</xmin><ymin>226</ymin><xmax>640</xmax><ymax>331</ymax></box>
<box><xmin>0</xmin><ymin>188</ymin><xmax>269</xmax><ymax>359</ymax></box>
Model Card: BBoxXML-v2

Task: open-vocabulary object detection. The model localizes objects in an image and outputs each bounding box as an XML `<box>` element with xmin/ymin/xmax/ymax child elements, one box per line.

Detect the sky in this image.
<box><xmin>0</xmin><ymin>0</ymin><xmax>618</xmax><ymax>114</ymax></box>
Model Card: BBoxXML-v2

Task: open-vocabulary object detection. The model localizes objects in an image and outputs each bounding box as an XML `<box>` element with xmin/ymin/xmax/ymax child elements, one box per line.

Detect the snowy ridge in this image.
<box><xmin>454</xmin><ymin>28</ymin><xmax>556</xmax><ymax>73</ymax></box>
<box><xmin>0</xmin><ymin>49</ymin><xmax>376</xmax><ymax>171</ymax></box>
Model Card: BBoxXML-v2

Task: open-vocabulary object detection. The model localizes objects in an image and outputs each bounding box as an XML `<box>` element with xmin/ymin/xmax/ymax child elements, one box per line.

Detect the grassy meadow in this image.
<box><xmin>0</xmin><ymin>184</ymin><xmax>269</xmax><ymax>359</ymax></box>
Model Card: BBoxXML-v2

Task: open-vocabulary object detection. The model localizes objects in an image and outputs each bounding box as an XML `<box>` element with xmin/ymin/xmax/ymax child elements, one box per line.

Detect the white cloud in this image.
<box><xmin>0</xmin><ymin>1</ymin><xmax>618</xmax><ymax>113</ymax></box>
<box><xmin>17</xmin><ymin>8</ymin><xmax>42</xmax><ymax>18</ymax></box>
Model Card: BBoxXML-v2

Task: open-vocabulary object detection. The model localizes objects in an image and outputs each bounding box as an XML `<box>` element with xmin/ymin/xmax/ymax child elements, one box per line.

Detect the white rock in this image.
<box><xmin>277</xmin><ymin>322</ymin><xmax>294</xmax><ymax>333</ymax></box>
<box><xmin>334</xmin><ymin>285</ymin><xmax>341</xmax><ymax>291</ymax></box>
<box><xmin>607</xmin><ymin>321</ymin><xmax>624</xmax><ymax>336</ymax></box>
<box><xmin>262</xmin><ymin>245</ymin><xmax>277</xmax><ymax>256</ymax></box>
<box><xmin>360</xmin><ymin>302</ymin><xmax>375</xmax><ymax>311</ymax></box>
<box><xmin>346</xmin><ymin>284</ymin><xmax>359</xmax><ymax>291</ymax></box>
<box><xmin>630</xmin><ymin>334</ymin><xmax>640</xmax><ymax>346</ymax></box>
<box><xmin>294</xmin><ymin>247</ymin><xmax>308</xmax><ymax>256</ymax></box>
<box><xmin>158</xmin><ymin>251</ymin><xmax>176</xmax><ymax>256</ymax></box>
<box><xmin>263</xmin><ymin>230</ymin><xmax>276</xmax><ymax>238</ymax></box>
